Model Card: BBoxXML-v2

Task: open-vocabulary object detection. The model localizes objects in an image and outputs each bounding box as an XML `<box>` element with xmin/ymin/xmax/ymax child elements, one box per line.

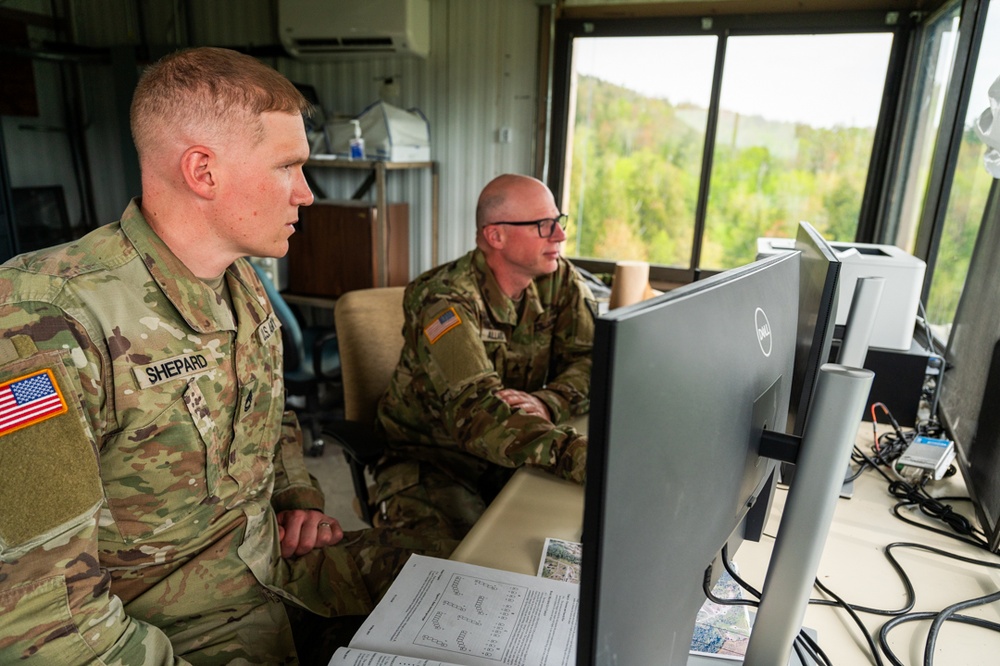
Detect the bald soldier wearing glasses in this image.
<box><xmin>374</xmin><ymin>174</ymin><xmax>596</xmax><ymax>539</ymax></box>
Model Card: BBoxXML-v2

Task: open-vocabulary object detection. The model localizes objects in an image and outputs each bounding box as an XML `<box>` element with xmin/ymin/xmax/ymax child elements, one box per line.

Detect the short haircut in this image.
<box><xmin>475</xmin><ymin>174</ymin><xmax>534</xmax><ymax>229</ymax></box>
<box><xmin>476</xmin><ymin>190</ymin><xmax>507</xmax><ymax>230</ymax></box>
<box><xmin>130</xmin><ymin>47</ymin><xmax>311</xmax><ymax>161</ymax></box>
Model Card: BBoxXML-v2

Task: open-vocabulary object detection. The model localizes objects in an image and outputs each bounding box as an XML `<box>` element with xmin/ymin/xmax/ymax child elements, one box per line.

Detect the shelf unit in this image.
<box><xmin>304</xmin><ymin>158</ymin><xmax>438</xmax><ymax>287</ymax></box>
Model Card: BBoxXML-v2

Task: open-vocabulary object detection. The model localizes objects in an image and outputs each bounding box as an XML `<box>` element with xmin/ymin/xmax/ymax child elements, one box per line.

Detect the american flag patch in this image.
<box><xmin>424</xmin><ymin>307</ymin><xmax>462</xmax><ymax>344</ymax></box>
<box><xmin>0</xmin><ymin>369</ymin><xmax>68</xmax><ymax>437</ymax></box>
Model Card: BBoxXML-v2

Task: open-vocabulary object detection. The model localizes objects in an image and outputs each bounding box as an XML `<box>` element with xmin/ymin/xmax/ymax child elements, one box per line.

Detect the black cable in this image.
<box><xmin>857</xmin><ymin>404</ymin><xmax>915</xmax><ymax>472</ymax></box>
<box><xmin>888</xmin><ymin>481</ymin><xmax>987</xmax><ymax>547</ymax></box>
<box><xmin>916</xmin><ymin>300</ymin><xmax>939</xmax><ymax>358</ymax></box>
<box><xmin>701</xmin><ymin>561</ymin><xmax>758</xmax><ymax>608</ymax></box>
<box><xmin>879</xmin><ymin>612</ymin><xmax>1000</xmax><ymax>666</ymax></box>
<box><xmin>890</xmin><ymin>541</ymin><xmax>1000</xmax><ymax>572</ymax></box>
<box><xmin>924</xmin><ymin>590</ymin><xmax>1000</xmax><ymax>665</ymax></box>
<box><xmin>853</xmin><ymin>444</ymin><xmax>986</xmax><ymax>548</ymax></box>
<box><xmin>792</xmin><ymin>635</ymin><xmax>809</xmax><ymax>664</ymax></box>
<box><xmin>720</xmin><ymin>544</ymin><xmax>761</xmax><ymax>600</ymax></box>
<box><xmin>812</xmin><ymin>578</ymin><xmax>885</xmax><ymax>665</ymax></box>
<box><xmin>806</xmin><ymin>540</ymin><xmax>1000</xmax><ymax>664</ymax></box>
<box><xmin>795</xmin><ymin>628</ymin><xmax>833</xmax><ymax>666</ymax></box>
<box><xmin>713</xmin><ymin>546</ymin><xmax>835</xmax><ymax>665</ymax></box>
<box><xmin>718</xmin><ymin>461</ymin><xmax>1000</xmax><ymax>665</ymax></box>
<box><xmin>814</xmin><ymin>540</ymin><xmax>999</xmax><ymax>616</ymax></box>
<box><xmin>807</xmin><ymin>543</ymin><xmax>910</xmax><ymax>665</ymax></box>
<box><xmin>814</xmin><ymin>541</ymin><xmax>1000</xmax><ymax>665</ymax></box>
<box><xmin>845</xmin><ymin>457</ymin><xmax>869</xmax><ymax>482</ymax></box>
<box><xmin>915</xmin><ymin>299</ymin><xmax>948</xmax><ymax>435</ymax></box>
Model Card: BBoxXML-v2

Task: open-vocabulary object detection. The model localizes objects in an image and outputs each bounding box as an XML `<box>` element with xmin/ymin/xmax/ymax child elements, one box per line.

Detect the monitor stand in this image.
<box><xmin>687</xmin><ymin>364</ymin><xmax>872</xmax><ymax>665</ymax></box>
<box><xmin>744</xmin><ymin>364</ymin><xmax>874</xmax><ymax>664</ymax></box>
<box><xmin>835</xmin><ymin>277</ymin><xmax>884</xmax><ymax>502</ymax></box>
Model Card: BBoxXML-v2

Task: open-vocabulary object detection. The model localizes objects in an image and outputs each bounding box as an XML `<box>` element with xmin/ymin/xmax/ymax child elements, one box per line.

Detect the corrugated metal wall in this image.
<box><xmin>6</xmin><ymin>0</ymin><xmax>542</xmax><ymax>276</ymax></box>
<box><xmin>432</xmin><ymin>0</ymin><xmax>541</xmax><ymax>265</ymax></box>
<box><xmin>278</xmin><ymin>52</ymin><xmax>436</xmax><ymax>274</ymax></box>
<box><xmin>270</xmin><ymin>0</ymin><xmax>543</xmax><ymax>273</ymax></box>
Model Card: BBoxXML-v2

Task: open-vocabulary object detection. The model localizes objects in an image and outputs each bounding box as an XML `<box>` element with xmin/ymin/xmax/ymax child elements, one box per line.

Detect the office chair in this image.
<box><xmin>325</xmin><ymin>286</ymin><xmax>406</xmax><ymax>525</ymax></box>
<box><xmin>250</xmin><ymin>263</ymin><xmax>343</xmax><ymax>456</ymax></box>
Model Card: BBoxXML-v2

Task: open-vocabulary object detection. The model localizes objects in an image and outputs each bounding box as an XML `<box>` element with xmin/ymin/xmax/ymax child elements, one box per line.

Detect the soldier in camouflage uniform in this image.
<box><xmin>375</xmin><ymin>174</ymin><xmax>595</xmax><ymax>539</ymax></box>
<box><xmin>0</xmin><ymin>47</ymin><xmax>454</xmax><ymax>665</ymax></box>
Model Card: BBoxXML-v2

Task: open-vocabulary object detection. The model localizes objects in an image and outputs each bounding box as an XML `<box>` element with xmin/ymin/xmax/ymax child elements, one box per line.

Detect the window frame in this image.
<box><xmin>908</xmin><ymin>0</ymin><xmax>993</xmax><ymax>321</ymax></box>
<box><xmin>548</xmin><ymin>10</ymin><xmax>917</xmax><ymax>286</ymax></box>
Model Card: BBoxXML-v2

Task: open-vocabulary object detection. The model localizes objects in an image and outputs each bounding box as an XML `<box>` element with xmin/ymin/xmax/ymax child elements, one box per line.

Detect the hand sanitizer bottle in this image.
<box><xmin>349</xmin><ymin>119</ymin><xmax>365</xmax><ymax>160</ymax></box>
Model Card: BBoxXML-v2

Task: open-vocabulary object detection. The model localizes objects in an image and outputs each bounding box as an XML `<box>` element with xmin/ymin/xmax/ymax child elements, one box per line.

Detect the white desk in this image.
<box><xmin>451</xmin><ymin>427</ymin><xmax>1000</xmax><ymax>663</ymax></box>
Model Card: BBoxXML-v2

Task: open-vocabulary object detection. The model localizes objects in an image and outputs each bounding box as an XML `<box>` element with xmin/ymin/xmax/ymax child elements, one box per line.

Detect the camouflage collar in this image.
<box><xmin>471</xmin><ymin>248</ymin><xmax>543</xmax><ymax>325</ymax></box>
<box><xmin>119</xmin><ymin>199</ymin><xmax>238</xmax><ymax>334</ymax></box>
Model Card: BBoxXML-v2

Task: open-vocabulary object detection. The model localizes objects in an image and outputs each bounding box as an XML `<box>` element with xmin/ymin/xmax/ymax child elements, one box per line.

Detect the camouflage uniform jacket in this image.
<box><xmin>0</xmin><ymin>201</ymin><xmax>336</xmax><ymax>664</ymax></box>
<box><xmin>376</xmin><ymin>248</ymin><xmax>594</xmax><ymax>490</ymax></box>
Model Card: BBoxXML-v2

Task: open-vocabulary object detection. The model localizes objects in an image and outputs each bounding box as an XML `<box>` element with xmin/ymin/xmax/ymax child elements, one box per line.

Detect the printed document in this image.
<box><xmin>332</xmin><ymin>554</ymin><xmax>578</xmax><ymax>666</ymax></box>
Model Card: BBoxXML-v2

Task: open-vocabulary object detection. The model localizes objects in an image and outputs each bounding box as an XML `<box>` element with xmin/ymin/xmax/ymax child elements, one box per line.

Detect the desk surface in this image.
<box><xmin>451</xmin><ymin>426</ymin><xmax>1000</xmax><ymax>663</ymax></box>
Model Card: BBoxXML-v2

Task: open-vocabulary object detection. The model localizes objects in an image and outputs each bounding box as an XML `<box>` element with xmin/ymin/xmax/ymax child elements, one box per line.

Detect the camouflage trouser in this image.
<box><xmin>287</xmin><ymin>525</ymin><xmax>459</xmax><ymax>665</ymax></box>
<box><xmin>371</xmin><ymin>460</ymin><xmax>503</xmax><ymax>541</ymax></box>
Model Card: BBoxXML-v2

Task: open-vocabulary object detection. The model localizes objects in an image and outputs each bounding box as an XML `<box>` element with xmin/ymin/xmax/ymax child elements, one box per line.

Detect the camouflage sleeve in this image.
<box><xmin>533</xmin><ymin>268</ymin><xmax>595</xmax><ymax>423</ymax></box>
<box><xmin>270</xmin><ymin>409</ymin><xmax>325</xmax><ymax>512</ymax></box>
<box><xmin>411</xmin><ymin>294</ymin><xmax>587</xmax><ymax>484</ymax></box>
<box><xmin>0</xmin><ymin>306</ymin><xmax>188</xmax><ymax>664</ymax></box>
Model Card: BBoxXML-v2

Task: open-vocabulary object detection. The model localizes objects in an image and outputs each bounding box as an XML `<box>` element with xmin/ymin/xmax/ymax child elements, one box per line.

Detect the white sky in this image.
<box><xmin>966</xmin><ymin>11</ymin><xmax>1000</xmax><ymax>126</ymax></box>
<box><xmin>573</xmin><ymin>34</ymin><xmax>894</xmax><ymax>128</ymax></box>
<box><xmin>574</xmin><ymin>9</ymin><xmax>1000</xmax><ymax>130</ymax></box>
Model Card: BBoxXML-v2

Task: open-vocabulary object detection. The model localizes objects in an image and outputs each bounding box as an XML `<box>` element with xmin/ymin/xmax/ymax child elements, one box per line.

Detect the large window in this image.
<box><xmin>882</xmin><ymin>5</ymin><xmax>962</xmax><ymax>256</ymax></box>
<box><xmin>924</xmin><ymin>2</ymin><xmax>999</xmax><ymax>330</ymax></box>
<box><xmin>566</xmin><ymin>36</ymin><xmax>716</xmax><ymax>268</ymax></box>
<box><xmin>705</xmin><ymin>33</ymin><xmax>892</xmax><ymax>269</ymax></box>
<box><xmin>879</xmin><ymin>0</ymin><xmax>998</xmax><ymax>339</ymax></box>
<box><xmin>552</xmin><ymin>13</ymin><xmax>903</xmax><ymax>282</ymax></box>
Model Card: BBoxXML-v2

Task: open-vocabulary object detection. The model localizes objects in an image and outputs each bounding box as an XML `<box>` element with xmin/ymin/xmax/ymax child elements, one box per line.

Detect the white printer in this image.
<box><xmin>757</xmin><ymin>237</ymin><xmax>926</xmax><ymax>351</ymax></box>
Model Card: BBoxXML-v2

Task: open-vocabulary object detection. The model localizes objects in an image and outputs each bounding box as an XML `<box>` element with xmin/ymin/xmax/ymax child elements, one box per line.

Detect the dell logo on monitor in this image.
<box><xmin>755</xmin><ymin>307</ymin><xmax>772</xmax><ymax>357</ymax></box>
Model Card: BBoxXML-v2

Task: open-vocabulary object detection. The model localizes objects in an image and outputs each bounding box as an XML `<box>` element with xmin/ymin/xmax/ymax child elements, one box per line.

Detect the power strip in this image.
<box><xmin>897</xmin><ymin>435</ymin><xmax>956</xmax><ymax>480</ymax></box>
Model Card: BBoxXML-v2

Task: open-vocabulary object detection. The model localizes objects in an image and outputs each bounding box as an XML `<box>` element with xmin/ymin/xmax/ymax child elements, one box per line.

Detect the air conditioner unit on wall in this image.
<box><xmin>279</xmin><ymin>0</ymin><xmax>430</xmax><ymax>59</ymax></box>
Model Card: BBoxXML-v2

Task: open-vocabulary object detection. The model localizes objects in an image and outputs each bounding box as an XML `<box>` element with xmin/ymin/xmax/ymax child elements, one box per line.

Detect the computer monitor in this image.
<box><xmin>787</xmin><ymin>222</ymin><xmax>841</xmax><ymax>437</ymax></box>
<box><xmin>939</xmin><ymin>178</ymin><xmax>1000</xmax><ymax>553</ymax></box>
<box><xmin>578</xmin><ymin>249</ymin><xmax>873</xmax><ymax>665</ymax></box>
<box><xmin>578</xmin><ymin>251</ymin><xmax>799</xmax><ymax>665</ymax></box>
<box><xmin>579</xmin><ymin>246</ymin><xmax>875</xmax><ymax>665</ymax></box>
<box><xmin>777</xmin><ymin>222</ymin><xmax>842</xmax><ymax>490</ymax></box>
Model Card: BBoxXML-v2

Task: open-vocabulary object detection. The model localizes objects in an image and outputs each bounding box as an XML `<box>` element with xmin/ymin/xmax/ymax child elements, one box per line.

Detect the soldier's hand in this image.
<box><xmin>276</xmin><ymin>509</ymin><xmax>344</xmax><ymax>558</ymax></box>
<box><xmin>496</xmin><ymin>389</ymin><xmax>552</xmax><ymax>422</ymax></box>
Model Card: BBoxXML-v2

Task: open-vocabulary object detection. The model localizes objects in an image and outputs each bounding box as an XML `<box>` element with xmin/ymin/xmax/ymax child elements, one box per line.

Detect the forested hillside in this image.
<box><xmin>566</xmin><ymin>74</ymin><xmax>987</xmax><ymax>324</ymax></box>
<box><xmin>565</xmin><ymin>74</ymin><xmax>875</xmax><ymax>269</ymax></box>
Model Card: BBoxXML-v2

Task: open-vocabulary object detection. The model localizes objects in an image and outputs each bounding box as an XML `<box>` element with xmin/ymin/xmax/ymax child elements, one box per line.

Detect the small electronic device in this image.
<box><xmin>897</xmin><ymin>435</ymin><xmax>956</xmax><ymax>480</ymax></box>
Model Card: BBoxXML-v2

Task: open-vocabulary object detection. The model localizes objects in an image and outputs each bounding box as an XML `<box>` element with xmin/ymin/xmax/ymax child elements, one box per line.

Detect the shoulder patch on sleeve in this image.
<box><xmin>423</xmin><ymin>307</ymin><xmax>463</xmax><ymax>344</ymax></box>
<box><xmin>0</xmin><ymin>358</ymin><xmax>100</xmax><ymax>554</ymax></box>
<box><xmin>0</xmin><ymin>369</ymin><xmax>68</xmax><ymax>437</ymax></box>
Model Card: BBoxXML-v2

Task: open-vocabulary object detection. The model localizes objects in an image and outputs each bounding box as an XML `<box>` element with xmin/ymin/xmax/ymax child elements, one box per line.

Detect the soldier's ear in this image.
<box><xmin>180</xmin><ymin>146</ymin><xmax>217</xmax><ymax>200</ymax></box>
<box><xmin>482</xmin><ymin>224</ymin><xmax>505</xmax><ymax>250</ymax></box>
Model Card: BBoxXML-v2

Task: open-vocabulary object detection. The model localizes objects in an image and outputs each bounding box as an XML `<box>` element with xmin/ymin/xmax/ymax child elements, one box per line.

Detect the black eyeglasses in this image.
<box><xmin>487</xmin><ymin>214</ymin><xmax>569</xmax><ymax>238</ymax></box>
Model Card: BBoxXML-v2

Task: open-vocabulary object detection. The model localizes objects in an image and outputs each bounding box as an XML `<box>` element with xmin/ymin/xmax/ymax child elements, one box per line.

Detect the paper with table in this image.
<box><xmin>332</xmin><ymin>554</ymin><xmax>578</xmax><ymax>666</ymax></box>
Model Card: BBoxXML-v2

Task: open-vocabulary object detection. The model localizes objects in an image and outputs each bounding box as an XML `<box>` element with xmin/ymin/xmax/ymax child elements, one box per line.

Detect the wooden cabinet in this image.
<box><xmin>286</xmin><ymin>200</ymin><xmax>409</xmax><ymax>298</ymax></box>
